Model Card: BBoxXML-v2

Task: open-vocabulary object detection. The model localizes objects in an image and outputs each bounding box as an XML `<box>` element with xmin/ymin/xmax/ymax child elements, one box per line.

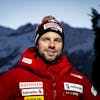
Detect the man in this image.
<box><xmin>0</xmin><ymin>16</ymin><xmax>97</xmax><ymax>100</ymax></box>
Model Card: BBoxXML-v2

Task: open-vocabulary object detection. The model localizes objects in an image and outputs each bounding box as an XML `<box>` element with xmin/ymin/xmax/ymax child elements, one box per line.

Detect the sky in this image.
<box><xmin>0</xmin><ymin>0</ymin><xmax>100</xmax><ymax>29</ymax></box>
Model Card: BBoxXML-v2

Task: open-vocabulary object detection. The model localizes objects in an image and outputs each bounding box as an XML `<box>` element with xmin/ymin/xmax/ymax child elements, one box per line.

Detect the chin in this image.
<box><xmin>46</xmin><ymin>58</ymin><xmax>55</xmax><ymax>62</ymax></box>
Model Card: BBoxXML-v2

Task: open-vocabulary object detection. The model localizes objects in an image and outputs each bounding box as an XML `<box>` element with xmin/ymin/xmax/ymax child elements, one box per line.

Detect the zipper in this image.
<box><xmin>52</xmin><ymin>75</ymin><xmax>56</xmax><ymax>100</ymax></box>
<box><xmin>47</xmin><ymin>66</ymin><xmax>56</xmax><ymax>100</ymax></box>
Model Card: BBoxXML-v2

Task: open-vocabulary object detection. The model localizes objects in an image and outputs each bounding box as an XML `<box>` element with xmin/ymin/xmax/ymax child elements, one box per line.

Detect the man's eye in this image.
<box><xmin>54</xmin><ymin>39</ymin><xmax>62</xmax><ymax>42</ymax></box>
<box><xmin>42</xmin><ymin>38</ymin><xmax>50</xmax><ymax>41</ymax></box>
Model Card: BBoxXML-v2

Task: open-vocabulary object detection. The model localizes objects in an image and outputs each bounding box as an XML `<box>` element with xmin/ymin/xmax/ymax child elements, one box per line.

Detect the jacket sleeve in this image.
<box><xmin>82</xmin><ymin>75</ymin><xmax>97</xmax><ymax>100</ymax></box>
<box><xmin>0</xmin><ymin>71</ymin><xmax>14</xmax><ymax>100</ymax></box>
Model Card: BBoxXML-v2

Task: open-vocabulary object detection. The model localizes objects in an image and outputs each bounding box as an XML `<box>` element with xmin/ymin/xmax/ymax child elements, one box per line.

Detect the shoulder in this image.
<box><xmin>70</xmin><ymin>68</ymin><xmax>91</xmax><ymax>82</ymax></box>
<box><xmin>0</xmin><ymin>67</ymin><xmax>23</xmax><ymax>79</ymax></box>
<box><xmin>21</xmin><ymin>47</ymin><xmax>36</xmax><ymax>56</ymax></box>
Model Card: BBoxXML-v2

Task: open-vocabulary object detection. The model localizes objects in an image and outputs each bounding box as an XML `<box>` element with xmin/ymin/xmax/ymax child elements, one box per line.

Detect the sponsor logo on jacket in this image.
<box><xmin>19</xmin><ymin>82</ymin><xmax>44</xmax><ymax>97</ymax></box>
<box><xmin>24</xmin><ymin>96</ymin><xmax>44</xmax><ymax>100</ymax></box>
<box><xmin>64</xmin><ymin>82</ymin><xmax>83</xmax><ymax>93</ymax></box>
<box><xmin>19</xmin><ymin>82</ymin><xmax>43</xmax><ymax>89</ymax></box>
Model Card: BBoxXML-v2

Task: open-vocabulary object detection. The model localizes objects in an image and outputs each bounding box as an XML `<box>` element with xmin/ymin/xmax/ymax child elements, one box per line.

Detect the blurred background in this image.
<box><xmin>0</xmin><ymin>0</ymin><xmax>100</xmax><ymax>29</ymax></box>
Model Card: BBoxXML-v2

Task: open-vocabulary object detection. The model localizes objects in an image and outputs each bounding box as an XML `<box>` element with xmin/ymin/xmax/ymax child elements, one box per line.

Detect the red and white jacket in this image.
<box><xmin>0</xmin><ymin>47</ymin><xmax>97</xmax><ymax>100</ymax></box>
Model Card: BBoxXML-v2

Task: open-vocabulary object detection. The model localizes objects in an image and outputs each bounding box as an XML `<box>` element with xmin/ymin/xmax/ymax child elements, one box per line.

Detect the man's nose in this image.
<box><xmin>49</xmin><ymin>41</ymin><xmax>55</xmax><ymax>48</ymax></box>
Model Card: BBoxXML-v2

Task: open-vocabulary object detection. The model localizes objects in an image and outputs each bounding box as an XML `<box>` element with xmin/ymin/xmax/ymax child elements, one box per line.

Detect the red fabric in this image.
<box><xmin>95</xmin><ymin>94</ymin><xmax>100</xmax><ymax>100</ymax></box>
<box><xmin>0</xmin><ymin>47</ymin><xmax>97</xmax><ymax>100</ymax></box>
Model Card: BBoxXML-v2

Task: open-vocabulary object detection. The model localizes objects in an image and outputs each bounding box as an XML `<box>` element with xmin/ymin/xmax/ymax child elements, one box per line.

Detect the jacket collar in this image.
<box><xmin>17</xmin><ymin>47</ymin><xmax>72</xmax><ymax>77</ymax></box>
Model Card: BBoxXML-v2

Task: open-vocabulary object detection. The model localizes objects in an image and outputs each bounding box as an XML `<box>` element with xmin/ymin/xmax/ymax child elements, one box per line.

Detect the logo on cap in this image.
<box><xmin>43</xmin><ymin>22</ymin><xmax>63</xmax><ymax>33</ymax></box>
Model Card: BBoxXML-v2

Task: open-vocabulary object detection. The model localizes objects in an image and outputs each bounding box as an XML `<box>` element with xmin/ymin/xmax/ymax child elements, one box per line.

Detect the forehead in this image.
<box><xmin>40</xmin><ymin>31</ymin><xmax>62</xmax><ymax>39</ymax></box>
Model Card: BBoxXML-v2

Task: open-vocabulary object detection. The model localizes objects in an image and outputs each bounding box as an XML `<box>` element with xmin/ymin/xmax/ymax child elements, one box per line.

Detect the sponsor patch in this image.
<box><xmin>64</xmin><ymin>82</ymin><xmax>83</xmax><ymax>93</ymax></box>
<box><xmin>70</xmin><ymin>73</ymin><xmax>83</xmax><ymax>79</ymax></box>
<box><xmin>19</xmin><ymin>82</ymin><xmax>43</xmax><ymax>89</ymax></box>
<box><xmin>43</xmin><ymin>22</ymin><xmax>62</xmax><ymax>33</ymax></box>
<box><xmin>21</xmin><ymin>88</ymin><xmax>44</xmax><ymax>96</ymax></box>
<box><xmin>66</xmin><ymin>91</ymin><xmax>79</xmax><ymax>96</ymax></box>
<box><xmin>22</xmin><ymin>57</ymin><xmax>32</xmax><ymax>64</ymax></box>
<box><xmin>91</xmin><ymin>86</ymin><xmax>97</xmax><ymax>96</ymax></box>
<box><xmin>24</xmin><ymin>96</ymin><xmax>44</xmax><ymax>100</ymax></box>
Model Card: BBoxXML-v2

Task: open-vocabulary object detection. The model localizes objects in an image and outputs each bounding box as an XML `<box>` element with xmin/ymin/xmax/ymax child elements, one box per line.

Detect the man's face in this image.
<box><xmin>37</xmin><ymin>31</ymin><xmax>63</xmax><ymax>62</ymax></box>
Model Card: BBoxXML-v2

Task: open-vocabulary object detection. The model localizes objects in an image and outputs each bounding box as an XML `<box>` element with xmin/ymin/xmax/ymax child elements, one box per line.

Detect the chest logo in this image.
<box><xmin>22</xmin><ymin>88</ymin><xmax>44</xmax><ymax>96</ymax></box>
<box><xmin>64</xmin><ymin>82</ymin><xmax>83</xmax><ymax>93</ymax></box>
<box><xmin>19</xmin><ymin>82</ymin><xmax>44</xmax><ymax>96</ymax></box>
<box><xmin>19</xmin><ymin>82</ymin><xmax>43</xmax><ymax>89</ymax></box>
<box><xmin>24</xmin><ymin>96</ymin><xmax>44</xmax><ymax>100</ymax></box>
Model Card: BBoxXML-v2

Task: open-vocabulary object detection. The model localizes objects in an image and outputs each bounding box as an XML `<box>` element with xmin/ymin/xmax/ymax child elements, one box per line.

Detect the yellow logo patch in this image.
<box><xmin>24</xmin><ymin>96</ymin><xmax>44</xmax><ymax>100</ymax></box>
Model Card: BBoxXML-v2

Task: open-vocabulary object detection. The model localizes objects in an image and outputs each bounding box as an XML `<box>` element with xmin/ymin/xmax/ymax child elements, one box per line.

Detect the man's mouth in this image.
<box><xmin>45</xmin><ymin>49</ymin><xmax>57</xmax><ymax>56</ymax></box>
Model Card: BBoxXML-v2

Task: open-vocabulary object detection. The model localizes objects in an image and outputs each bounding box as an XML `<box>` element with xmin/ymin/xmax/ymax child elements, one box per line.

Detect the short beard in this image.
<box><xmin>37</xmin><ymin>49</ymin><xmax>61</xmax><ymax>64</ymax></box>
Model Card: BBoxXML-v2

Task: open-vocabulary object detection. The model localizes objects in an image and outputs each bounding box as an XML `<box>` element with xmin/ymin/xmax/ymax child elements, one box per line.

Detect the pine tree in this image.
<box><xmin>91</xmin><ymin>8</ymin><xmax>100</xmax><ymax>94</ymax></box>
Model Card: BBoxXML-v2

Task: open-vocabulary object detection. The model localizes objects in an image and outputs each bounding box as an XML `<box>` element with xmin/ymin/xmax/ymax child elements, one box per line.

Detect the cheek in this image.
<box><xmin>38</xmin><ymin>42</ymin><xmax>47</xmax><ymax>50</ymax></box>
<box><xmin>56</xmin><ymin>44</ymin><xmax>63</xmax><ymax>50</ymax></box>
